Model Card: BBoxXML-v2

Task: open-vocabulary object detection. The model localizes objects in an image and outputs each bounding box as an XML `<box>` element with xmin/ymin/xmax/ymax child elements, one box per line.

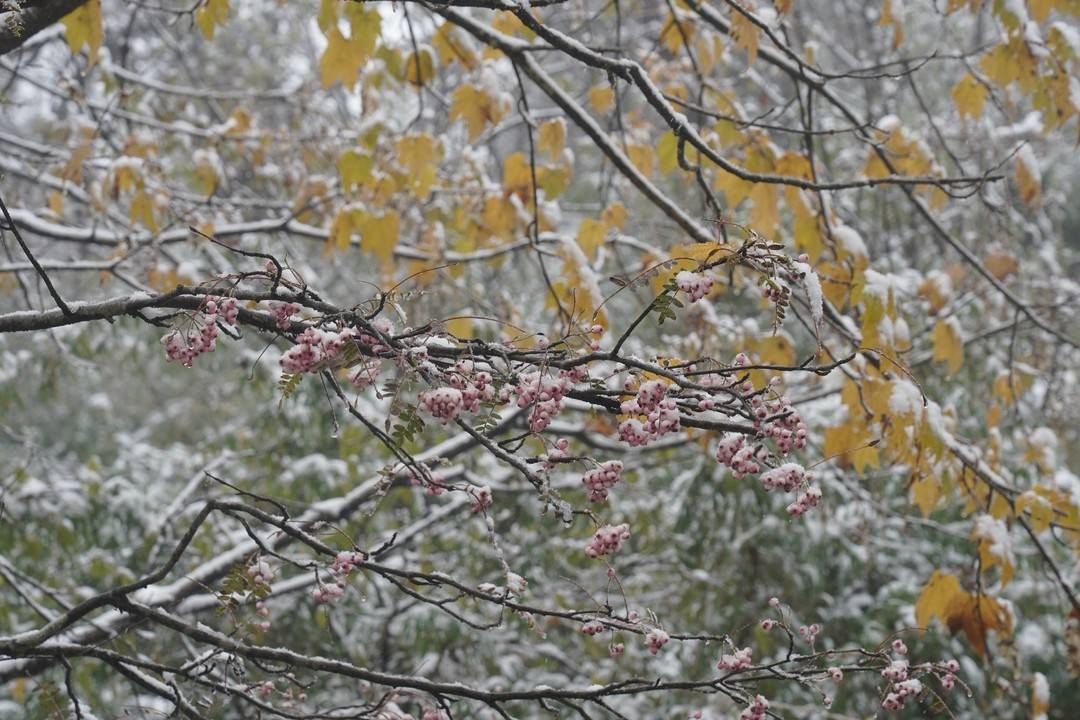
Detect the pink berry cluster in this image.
<box><xmin>446</xmin><ymin>360</ymin><xmax>496</xmax><ymax>412</ymax></box>
<box><xmin>717</xmin><ymin>646</ymin><xmax>752</xmax><ymax>671</ymax></box>
<box><xmin>409</xmin><ymin>465</ymin><xmax>446</xmax><ymax>497</ymax></box>
<box><xmin>879</xmin><ymin>656</ymin><xmax>959</xmax><ymax>711</ymax></box>
<box><xmin>618</xmin><ymin>380</ymin><xmax>681</xmax><ymax>446</ymax></box>
<box><xmin>738</xmin><ymin>695</ymin><xmax>770</xmax><ymax>720</ymax></box>
<box><xmin>269</xmin><ymin>301</ymin><xmax>300</xmax><ymax>330</ymax></box>
<box><xmin>280</xmin><ymin>326</ymin><xmax>357</xmax><ymax>374</ymax></box>
<box><xmin>514</xmin><ymin>370</ymin><xmax>573</xmax><ymax>433</ymax></box>
<box><xmin>358</xmin><ymin>317</ymin><xmax>394</xmax><ymax>354</ymax></box>
<box><xmin>584</xmin><ymin>523</ymin><xmax>630</xmax><ymax>558</ymax></box>
<box><xmin>419</xmin><ymin>387</ymin><xmax>465</xmax><ymax>423</ymax></box>
<box><xmin>715</xmin><ymin>434</ymin><xmax>760</xmax><ymax>477</ymax></box>
<box><xmin>246</xmin><ymin>558</ymin><xmax>274</xmax><ymax>587</ymax></box>
<box><xmin>940</xmin><ymin>658</ymin><xmax>960</xmax><ymax>690</ymax></box>
<box><xmin>799</xmin><ymin>623</ymin><xmax>821</xmax><ymax>645</ymax></box>
<box><xmin>646</xmin><ymin>628</ymin><xmax>669</xmax><ymax>654</ymax></box>
<box><xmin>312</xmin><ymin>551</ymin><xmax>366</xmax><ymax>605</ymax></box>
<box><xmin>541</xmin><ymin>437</ymin><xmax>571</xmax><ymax>471</ymax></box>
<box><xmin>881</xmin><ymin>678</ymin><xmax>922</xmax><ymax>711</ymax></box>
<box><xmin>581</xmin><ymin>620</ymin><xmax>605</xmax><ymax>636</ymax></box>
<box><xmin>312</xmin><ymin>581</ymin><xmax>346</xmax><ymax>604</ymax></box>
<box><xmin>163</xmin><ymin>296</ymin><xmax>238</xmax><ymax>367</ymax></box>
<box><xmin>582</xmin><ymin>461</ymin><xmax>624</xmax><ymax>502</ymax></box>
<box><xmin>675</xmin><ymin>270</ymin><xmax>714</xmax><ymax>302</ymax></box>
<box><xmin>756</xmin><ymin>395</ymin><xmax>808</xmax><ymax>454</ymax></box>
<box><xmin>468</xmin><ymin>484</ymin><xmax>493</xmax><ymax>513</ymax></box>
<box><xmin>331</xmin><ymin>550</ymin><xmax>366</xmax><ymax>575</ymax></box>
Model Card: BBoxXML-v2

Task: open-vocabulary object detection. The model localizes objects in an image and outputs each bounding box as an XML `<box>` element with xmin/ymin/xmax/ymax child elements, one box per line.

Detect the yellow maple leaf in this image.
<box><xmin>130</xmin><ymin>191</ymin><xmax>158</xmax><ymax>232</ymax></box>
<box><xmin>358</xmin><ymin>211</ymin><xmax>400</xmax><ymax>264</ymax></box>
<box><xmin>577</xmin><ymin>218</ymin><xmax>604</xmax><ymax>259</ymax></box>
<box><xmin>449</xmin><ymin>85</ymin><xmax>508</xmax><ymax>141</ymax></box>
<box><xmin>626</xmin><ymin>144</ymin><xmax>655</xmax><ymax>177</ymax></box>
<box><xmin>911</xmin><ymin>475</ymin><xmax>941</xmax><ymax>517</ymax></box>
<box><xmin>588</xmin><ymin>85</ymin><xmax>615</xmax><ymax>114</ymax></box>
<box><xmin>404</xmin><ymin>47</ymin><xmax>436</xmax><ymax>86</ymax></box>
<box><xmin>659</xmin><ymin>12</ymin><xmax>695</xmax><ymax>55</ymax></box>
<box><xmin>951</xmin><ymin>73</ymin><xmax>987</xmax><ymax>119</ymax></box>
<box><xmin>481</xmin><ymin>197</ymin><xmax>515</xmax><ymax>240</ymax></box>
<box><xmin>445</xmin><ymin>316</ymin><xmax>474</xmax><ymax>339</ymax></box>
<box><xmin>338</xmin><ymin>150</ymin><xmax>374</xmax><ymax>191</ymax></box>
<box><xmin>195</xmin><ymin>0</ymin><xmax>230</xmax><ymax>40</ymax></box>
<box><xmin>878</xmin><ymin>0</ymin><xmax>904</xmax><ymax>49</ymax></box>
<box><xmin>396</xmin><ymin>134</ymin><xmax>443</xmax><ymax>176</ymax></box>
<box><xmin>915</xmin><ymin>570</ymin><xmax>966</xmax><ymax>629</ymax></box>
<box><xmin>537</xmin><ymin>118</ymin><xmax>566</xmax><ymax>157</ymax></box>
<box><xmin>1015</xmin><ymin>148</ymin><xmax>1041</xmax><ymax>206</ymax></box>
<box><xmin>327</xmin><ymin>209</ymin><xmax>355</xmax><ymax>254</ymax></box>
<box><xmin>320</xmin><ymin>28</ymin><xmax>363</xmax><ymax>89</ymax></box>
<box><xmin>601</xmin><ymin>202</ymin><xmax>626</xmax><ymax>231</ymax></box>
<box><xmin>61</xmin><ymin>0</ymin><xmax>103</xmax><ymax>64</ymax></box>
<box><xmin>502</xmin><ymin>152</ymin><xmax>533</xmax><ymax>200</ymax></box>
<box><xmin>729</xmin><ymin>10</ymin><xmax>760</xmax><ymax>63</ymax></box>
<box><xmin>931</xmin><ymin>318</ymin><xmax>964</xmax><ymax>375</ymax></box>
<box><xmin>433</xmin><ymin>22</ymin><xmax>477</xmax><ymax>70</ymax></box>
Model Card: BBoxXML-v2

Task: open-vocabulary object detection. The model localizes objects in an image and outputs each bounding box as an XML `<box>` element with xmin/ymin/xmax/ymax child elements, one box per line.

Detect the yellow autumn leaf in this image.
<box><xmin>951</xmin><ymin>73</ymin><xmax>987</xmax><ymax>119</ymax></box>
<box><xmin>433</xmin><ymin>22</ymin><xmax>477</xmax><ymax>70</ymax></box>
<box><xmin>338</xmin><ymin>150</ymin><xmax>374</xmax><ymax>191</ymax></box>
<box><xmin>358</xmin><ymin>211</ymin><xmax>400</xmax><ymax>264</ymax></box>
<box><xmin>1017</xmin><ymin>489</ymin><xmax>1055</xmax><ymax>534</ymax></box>
<box><xmin>626</xmin><ymin>144</ymin><xmax>655</xmax><ymax>177</ymax></box>
<box><xmin>502</xmin><ymin>152</ymin><xmax>533</xmax><ymax>200</ymax></box>
<box><xmin>396</xmin><ymin>134</ymin><xmax>443</xmax><ymax>175</ymax></box>
<box><xmin>195</xmin><ymin>0</ymin><xmax>230</xmax><ymax>40</ymax></box>
<box><xmin>915</xmin><ymin>570</ymin><xmax>966</xmax><ymax>629</ymax></box>
<box><xmin>601</xmin><ymin>202</ymin><xmax>626</xmax><ymax>231</ymax></box>
<box><xmin>729</xmin><ymin>10</ymin><xmax>760</xmax><ymax>63</ymax></box>
<box><xmin>483</xmin><ymin>196</ymin><xmax>516</xmax><ymax>240</ymax></box>
<box><xmin>577</xmin><ymin>218</ymin><xmax>604</xmax><ymax>259</ymax></box>
<box><xmin>320</xmin><ymin>28</ymin><xmax>364</xmax><ymax>89</ymax></box>
<box><xmin>1031</xmin><ymin>674</ymin><xmax>1050</xmax><ymax>720</ymax></box>
<box><xmin>1015</xmin><ymin>148</ymin><xmax>1041</xmax><ymax>206</ymax></box>
<box><xmin>130</xmin><ymin>191</ymin><xmax>158</xmax><ymax>232</ymax></box>
<box><xmin>404</xmin><ymin>47</ymin><xmax>437</xmax><ymax>86</ymax></box>
<box><xmin>911</xmin><ymin>475</ymin><xmax>941</xmax><ymax>517</ymax></box>
<box><xmin>450</xmin><ymin>85</ymin><xmax>508</xmax><ymax>140</ymax></box>
<box><xmin>47</xmin><ymin>191</ymin><xmax>64</xmax><ymax>217</ymax></box>
<box><xmin>61</xmin><ymin>0</ymin><xmax>103</xmax><ymax>64</ymax></box>
<box><xmin>749</xmin><ymin>183</ymin><xmax>779</xmax><ymax>235</ymax></box>
<box><xmin>317</xmin><ymin>0</ymin><xmax>336</xmax><ymax>34</ymax></box>
<box><xmin>878</xmin><ymin>0</ymin><xmax>904</xmax><ymax>49</ymax></box>
<box><xmin>974</xmin><ymin>516</ymin><xmax>1015</xmax><ymax>587</ymax></box>
<box><xmin>537</xmin><ymin>164</ymin><xmax>570</xmax><ymax>198</ymax></box>
<box><xmin>659</xmin><ymin>12</ymin><xmax>694</xmax><ymax>55</ymax></box>
<box><xmin>537</xmin><ymin>118</ymin><xmax>566</xmax><ymax>157</ymax></box>
<box><xmin>445</xmin><ymin>316</ymin><xmax>473</xmax><ymax>339</ymax></box>
<box><xmin>657</xmin><ymin>131</ymin><xmax>679</xmax><ymax>174</ymax></box>
<box><xmin>327</xmin><ymin>209</ymin><xmax>355</xmax><ymax>254</ymax></box>
<box><xmin>984</xmin><ymin>250</ymin><xmax>1018</xmax><ymax>280</ymax></box>
<box><xmin>931</xmin><ymin>318</ymin><xmax>964</xmax><ymax>375</ymax></box>
<box><xmin>588</xmin><ymin>85</ymin><xmax>615</xmax><ymax>114</ymax></box>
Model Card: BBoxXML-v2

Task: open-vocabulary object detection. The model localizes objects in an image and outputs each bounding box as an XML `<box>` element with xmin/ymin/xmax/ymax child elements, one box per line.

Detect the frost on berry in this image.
<box><xmin>645</xmin><ymin>628</ymin><xmax>669</xmax><ymax>654</ymax></box>
<box><xmin>585</xmin><ymin>523</ymin><xmax>630</xmax><ymax>558</ymax></box>
<box><xmin>582</xmin><ymin>460</ymin><xmax>624</xmax><ymax>503</ymax></box>
<box><xmin>717</xmin><ymin>646</ymin><xmax>752</xmax><ymax>671</ymax></box>
<box><xmin>675</xmin><ymin>270</ymin><xmax>714</xmax><ymax>302</ymax></box>
<box><xmin>419</xmin><ymin>387</ymin><xmax>465</xmax><ymax>423</ymax></box>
